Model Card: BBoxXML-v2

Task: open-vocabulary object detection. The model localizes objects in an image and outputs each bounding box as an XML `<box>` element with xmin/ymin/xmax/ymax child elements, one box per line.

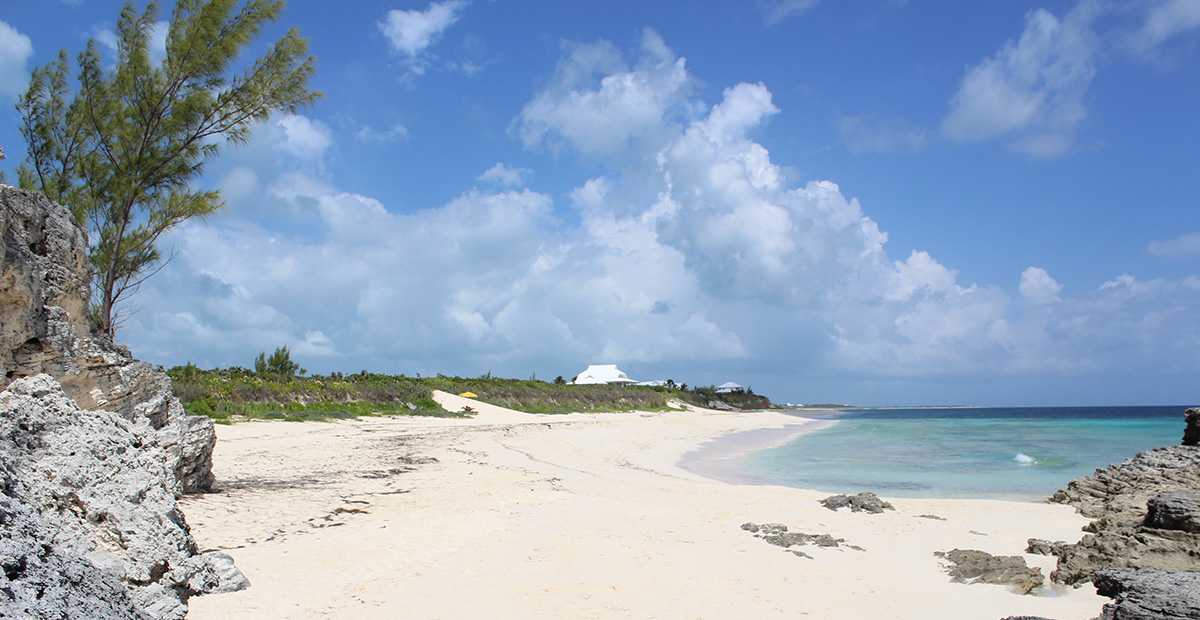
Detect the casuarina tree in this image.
<box><xmin>16</xmin><ymin>0</ymin><xmax>320</xmax><ymax>338</ymax></box>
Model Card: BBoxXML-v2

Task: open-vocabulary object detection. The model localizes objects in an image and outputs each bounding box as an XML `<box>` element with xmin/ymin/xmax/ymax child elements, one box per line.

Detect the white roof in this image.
<box><xmin>573</xmin><ymin>364</ymin><xmax>635</xmax><ymax>385</ymax></box>
<box><xmin>717</xmin><ymin>382</ymin><xmax>743</xmax><ymax>389</ymax></box>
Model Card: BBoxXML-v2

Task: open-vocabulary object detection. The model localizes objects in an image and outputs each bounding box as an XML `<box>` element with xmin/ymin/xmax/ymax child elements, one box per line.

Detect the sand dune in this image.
<box><xmin>181</xmin><ymin>397</ymin><xmax>1104</xmax><ymax>619</ymax></box>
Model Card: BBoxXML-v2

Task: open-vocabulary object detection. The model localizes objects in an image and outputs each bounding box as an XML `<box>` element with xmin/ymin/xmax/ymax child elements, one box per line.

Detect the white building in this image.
<box><xmin>572</xmin><ymin>364</ymin><xmax>636</xmax><ymax>385</ymax></box>
<box><xmin>715</xmin><ymin>382</ymin><xmax>745</xmax><ymax>393</ymax></box>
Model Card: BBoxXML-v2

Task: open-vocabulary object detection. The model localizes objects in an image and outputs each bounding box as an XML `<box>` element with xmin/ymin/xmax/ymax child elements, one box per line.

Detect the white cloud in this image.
<box><xmin>764</xmin><ymin>0</ymin><xmax>823</xmax><ymax>24</ymax></box>
<box><xmin>514</xmin><ymin>29</ymin><xmax>692</xmax><ymax>160</ymax></box>
<box><xmin>356</xmin><ymin>122</ymin><xmax>409</xmax><ymax>143</ymax></box>
<box><xmin>150</xmin><ymin>20</ymin><xmax>169</xmax><ymax>65</ymax></box>
<box><xmin>1127</xmin><ymin>0</ymin><xmax>1200</xmax><ymax>53</ymax></box>
<box><xmin>273</xmin><ymin>114</ymin><xmax>333</xmax><ymax>163</ymax></box>
<box><xmin>1148</xmin><ymin>232</ymin><xmax>1200</xmax><ymax>259</ymax></box>
<box><xmin>0</xmin><ymin>20</ymin><xmax>33</xmax><ymax>100</ymax></box>
<box><xmin>477</xmin><ymin>163</ymin><xmax>531</xmax><ymax>188</ymax></box>
<box><xmin>379</xmin><ymin>0</ymin><xmax>468</xmax><ymax>57</ymax></box>
<box><xmin>121</xmin><ymin>29</ymin><xmax>1200</xmax><ymax>403</ymax></box>
<box><xmin>942</xmin><ymin>2</ymin><xmax>1100</xmax><ymax>157</ymax></box>
<box><xmin>1019</xmin><ymin>266</ymin><xmax>1063</xmax><ymax>304</ymax></box>
<box><xmin>838</xmin><ymin>115</ymin><xmax>928</xmax><ymax>154</ymax></box>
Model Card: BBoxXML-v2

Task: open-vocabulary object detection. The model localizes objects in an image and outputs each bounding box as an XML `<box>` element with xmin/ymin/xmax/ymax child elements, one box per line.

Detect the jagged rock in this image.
<box><xmin>1</xmin><ymin>188</ymin><xmax>233</xmax><ymax>618</ymax></box>
<box><xmin>1025</xmin><ymin>538</ymin><xmax>1068</xmax><ymax>556</ymax></box>
<box><xmin>0</xmin><ymin>458</ymin><xmax>144</xmax><ymax>620</ymax></box>
<box><xmin>935</xmin><ymin>549</ymin><xmax>1045</xmax><ymax>595</ymax></box>
<box><xmin>0</xmin><ymin>375</ymin><xmax>246</xmax><ymax>619</ymax></box>
<box><xmin>820</xmin><ymin>492</ymin><xmax>895</xmax><ymax>514</ymax></box>
<box><xmin>1184</xmin><ymin>408</ymin><xmax>1200</xmax><ymax>446</ymax></box>
<box><xmin>1</xmin><ymin>186</ymin><xmax>214</xmax><ymax>494</ymax></box>
<box><xmin>1044</xmin><ymin>412</ymin><xmax>1200</xmax><ymax>586</ymax></box>
<box><xmin>1092</xmin><ymin>568</ymin><xmax>1200</xmax><ymax>620</ymax></box>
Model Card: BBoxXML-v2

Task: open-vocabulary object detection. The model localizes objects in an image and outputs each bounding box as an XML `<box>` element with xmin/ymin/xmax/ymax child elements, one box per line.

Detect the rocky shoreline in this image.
<box><xmin>1014</xmin><ymin>407</ymin><xmax>1200</xmax><ymax>620</ymax></box>
<box><xmin>1</xmin><ymin>187</ymin><xmax>243</xmax><ymax>619</ymax></box>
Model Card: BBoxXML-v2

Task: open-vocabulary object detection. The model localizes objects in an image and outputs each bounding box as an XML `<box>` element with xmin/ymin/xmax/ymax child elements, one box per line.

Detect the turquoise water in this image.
<box><xmin>741</xmin><ymin>406</ymin><xmax>1186</xmax><ymax>501</ymax></box>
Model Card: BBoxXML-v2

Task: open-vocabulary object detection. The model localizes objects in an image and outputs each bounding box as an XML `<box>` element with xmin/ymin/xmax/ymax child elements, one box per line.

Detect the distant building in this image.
<box><xmin>636</xmin><ymin>380</ymin><xmax>668</xmax><ymax>387</ymax></box>
<box><xmin>572</xmin><ymin>364</ymin><xmax>636</xmax><ymax>385</ymax></box>
<box><xmin>715</xmin><ymin>382</ymin><xmax>744</xmax><ymax>393</ymax></box>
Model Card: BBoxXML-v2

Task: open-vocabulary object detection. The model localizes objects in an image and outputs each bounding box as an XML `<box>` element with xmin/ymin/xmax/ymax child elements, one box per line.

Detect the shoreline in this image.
<box><xmin>676</xmin><ymin>414</ymin><xmax>839</xmax><ymax>486</ymax></box>
<box><xmin>182</xmin><ymin>401</ymin><xmax>1105</xmax><ymax>619</ymax></box>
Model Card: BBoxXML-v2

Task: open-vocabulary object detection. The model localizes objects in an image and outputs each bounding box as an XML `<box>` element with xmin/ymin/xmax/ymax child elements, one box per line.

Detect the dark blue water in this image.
<box><xmin>741</xmin><ymin>406</ymin><xmax>1186</xmax><ymax>501</ymax></box>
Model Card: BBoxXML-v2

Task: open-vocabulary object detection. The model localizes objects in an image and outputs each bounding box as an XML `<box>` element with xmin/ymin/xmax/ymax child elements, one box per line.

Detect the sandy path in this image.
<box><xmin>181</xmin><ymin>397</ymin><xmax>1105</xmax><ymax>619</ymax></box>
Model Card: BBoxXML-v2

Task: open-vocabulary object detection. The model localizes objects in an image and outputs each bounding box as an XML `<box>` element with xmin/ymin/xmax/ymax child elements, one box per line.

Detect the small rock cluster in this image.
<box><xmin>935</xmin><ymin>548</ymin><xmax>1044</xmax><ymax>595</ymax></box>
<box><xmin>819</xmin><ymin>492</ymin><xmax>895</xmax><ymax>514</ymax></box>
<box><xmin>740</xmin><ymin>522</ymin><xmax>863</xmax><ymax>559</ymax></box>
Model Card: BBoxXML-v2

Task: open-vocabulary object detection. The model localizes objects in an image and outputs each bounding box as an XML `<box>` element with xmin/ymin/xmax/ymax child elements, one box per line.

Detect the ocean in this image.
<box><xmin>736</xmin><ymin>406</ymin><xmax>1188</xmax><ymax>501</ymax></box>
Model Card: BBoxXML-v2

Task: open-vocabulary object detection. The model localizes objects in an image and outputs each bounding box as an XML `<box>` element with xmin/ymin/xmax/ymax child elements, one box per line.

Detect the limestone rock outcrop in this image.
<box><xmin>1</xmin><ymin>186</ymin><xmax>234</xmax><ymax>618</ymax></box>
<box><xmin>1046</xmin><ymin>408</ymin><xmax>1200</xmax><ymax>586</ymax></box>
<box><xmin>1</xmin><ymin>376</ymin><xmax>245</xmax><ymax>619</ymax></box>
<box><xmin>1</xmin><ymin>185</ymin><xmax>213</xmax><ymax>494</ymax></box>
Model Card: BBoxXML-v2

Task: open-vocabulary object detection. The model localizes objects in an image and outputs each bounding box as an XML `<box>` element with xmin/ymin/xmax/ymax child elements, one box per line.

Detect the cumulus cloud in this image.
<box><xmin>122</xmin><ymin>28</ymin><xmax>1200</xmax><ymax>403</ymax></box>
<box><xmin>477</xmin><ymin>163</ymin><xmax>532</xmax><ymax>188</ymax></box>
<box><xmin>1148</xmin><ymin>232</ymin><xmax>1200</xmax><ymax>259</ymax></box>
<box><xmin>1019</xmin><ymin>266</ymin><xmax>1063</xmax><ymax>304</ymax></box>
<box><xmin>274</xmin><ymin>114</ymin><xmax>333</xmax><ymax>162</ymax></box>
<box><xmin>0</xmin><ymin>20</ymin><xmax>33</xmax><ymax>100</ymax></box>
<box><xmin>379</xmin><ymin>0</ymin><xmax>468</xmax><ymax>57</ymax></box>
<box><xmin>942</xmin><ymin>2</ymin><xmax>1100</xmax><ymax>157</ymax></box>
<box><xmin>513</xmin><ymin>29</ymin><xmax>692</xmax><ymax>160</ymax></box>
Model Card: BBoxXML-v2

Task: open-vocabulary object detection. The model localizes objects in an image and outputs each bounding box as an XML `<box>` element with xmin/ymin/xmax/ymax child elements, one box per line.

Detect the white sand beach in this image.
<box><xmin>181</xmin><ymin>393</ymin><xmax>1106</xmax><ymax>619</ymax></box>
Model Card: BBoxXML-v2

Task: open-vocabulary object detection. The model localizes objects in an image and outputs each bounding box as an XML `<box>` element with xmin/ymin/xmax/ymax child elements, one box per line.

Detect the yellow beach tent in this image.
<box><xmin>458</xmin><ymin>391</ymin><xmax>478</xmax><ymax>398</ymax></box>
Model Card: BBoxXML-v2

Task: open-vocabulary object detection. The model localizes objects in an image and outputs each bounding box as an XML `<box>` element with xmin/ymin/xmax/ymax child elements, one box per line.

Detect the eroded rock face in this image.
<box><xmin>0</xmin><ymin>375</ymin><xmax>244</xmax><ymax>619</ymax></box>
<box><xmin>1046</xmin><ymin>408</ymin><xmax>1200</xmax><ymax>586</ymax></box>
<box><xmin>0</xmin><ymin>185</ymin><xmax>213</xmax><ymax>494</ymax></box>
<box><xmin>0</xmin><ymin>187</ymin><xmax>229</xmax><ymax>618</ymax></box>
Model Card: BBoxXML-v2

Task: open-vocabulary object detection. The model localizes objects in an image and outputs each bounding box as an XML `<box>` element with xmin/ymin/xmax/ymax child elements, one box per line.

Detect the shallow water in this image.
<box><xmin>738</xmin><ymin>406</ymin><xmax>1185</xmax><ymax>501</ymax></box>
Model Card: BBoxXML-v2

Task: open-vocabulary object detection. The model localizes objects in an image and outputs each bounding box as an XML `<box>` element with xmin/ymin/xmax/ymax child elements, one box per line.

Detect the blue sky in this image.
<box><xmin>2</xmin><ymin>0</ymin><xmax>1198</xmax><ymax>406</ymax></box>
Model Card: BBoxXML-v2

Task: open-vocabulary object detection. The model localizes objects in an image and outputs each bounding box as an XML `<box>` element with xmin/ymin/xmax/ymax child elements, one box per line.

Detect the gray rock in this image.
<box><xmin>1184</xmin><ymin>408</ymin><xmax>1200</xmax><ymax>446</ymax></box>
<box><xmin>1045</xmin><ymin>431</ymin><xmax>1200</xmax><ymax>585</ymax></box>
<box><xmin>0</xmin><ymin>458</ymin><xmax>146</xmax><ymax>620</ymax></box>
<box><xmin>0</xmin><ymin>375</ymin><xmax>247</xmax><ymax>619</ymax></box>
<box><xmin>1092</xmin><ymin>568</ymin><xmax>1200</xmax><ymax>620</ymax></box>
<box><xmin>741</xmin><ymin>522</ymin><xmax>859</xmax><ymax>553</ymax></box>
<box><xmin>1025</xmin><ymin>538</ymin><xmax>1068</xmax><ymax>556</ymax></box>
<box><xmin>1</xmin><ymin>186</ymin><xmax>214</xmax><ymax>495</ymax></box>
<box><xmin>820</xmin><ymin>492</ymin><xmax>895</xmax><ymax>514</ymax></box>
<box><xmin>0</xmin><ymin>189</ymin><xmax>236</xmax><ymax>618</ymax></box>
<box><xmin>1143</xmin><ymin>490</ymin><xmax>1200</xmax><ymax>533</ymax></box>
<box><xmin>935</xmin><ymin>548</ymin><xmax>1045</xmax><ymax>595</ymax></box>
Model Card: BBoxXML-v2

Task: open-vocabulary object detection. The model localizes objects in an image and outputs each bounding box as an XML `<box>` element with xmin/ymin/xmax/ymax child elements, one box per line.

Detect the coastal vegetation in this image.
<box><xmin>167</xmin><ymin>359</ymin><xmax>773</xmax><ymax>423</ymax></box>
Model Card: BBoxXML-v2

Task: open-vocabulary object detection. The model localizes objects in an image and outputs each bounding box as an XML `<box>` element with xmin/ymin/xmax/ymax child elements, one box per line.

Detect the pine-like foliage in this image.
<box><xmin>17</xmin><ymin>0</ymin><xmax>320</xmax><ymax>338</ymax></box>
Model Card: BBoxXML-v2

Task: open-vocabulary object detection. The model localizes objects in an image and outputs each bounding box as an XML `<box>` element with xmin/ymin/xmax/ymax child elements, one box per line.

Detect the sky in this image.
<box><xmin>1</xmin><ymin>0</ymin><xmax>1198</xmax><ymax>406</ymax></box>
